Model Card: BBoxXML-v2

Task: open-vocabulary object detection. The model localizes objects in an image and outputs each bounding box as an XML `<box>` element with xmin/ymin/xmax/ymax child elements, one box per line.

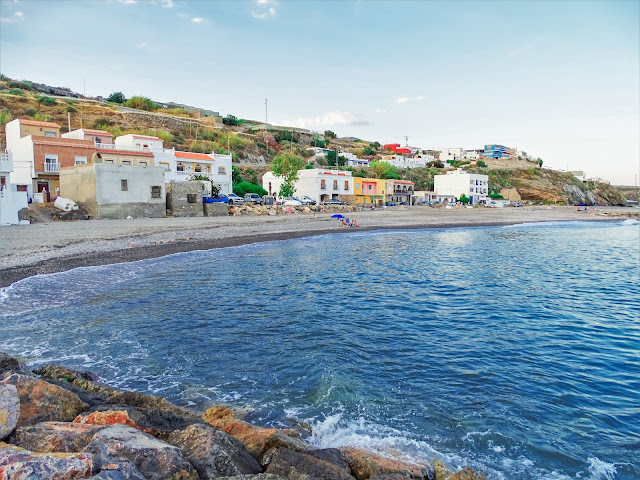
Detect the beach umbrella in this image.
<box><xmin>331</xmin><ymin>214</ymin><xmax>345</xmax><ymax>219</ymax></box>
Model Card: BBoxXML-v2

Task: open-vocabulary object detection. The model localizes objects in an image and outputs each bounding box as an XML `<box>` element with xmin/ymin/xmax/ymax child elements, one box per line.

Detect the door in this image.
<box><xmin>37</xmin><ymin>182</ymin><xmax>50</xmax><ymax>202</ymax></box>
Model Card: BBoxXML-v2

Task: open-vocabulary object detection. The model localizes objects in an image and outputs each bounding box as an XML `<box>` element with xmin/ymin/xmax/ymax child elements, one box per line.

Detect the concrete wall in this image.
<box><xmin>203</xmin><ymin>202</ymin><xmax>228</xmax><ymax>217</ymax></box>
<box><xmin>166</xmin><ymin>181</ymin><xmax>204</xmax><ymax>217</ymax></box>
<box><xmin>59</xmin><ymin>164</ymin><xmax>98</xmax><ymax>216</ymax></box>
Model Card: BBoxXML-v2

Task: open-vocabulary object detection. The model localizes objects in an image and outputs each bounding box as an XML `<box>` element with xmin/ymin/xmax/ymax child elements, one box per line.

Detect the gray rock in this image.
<box><xmin>265</xmin><ymin>448</ymin><xmax>355</xmax><ymax>480</ymax></box>
<box><xmin>167</xmin><ymin>424</ymin><xmax>262</xmax><ymax>479</ymax></box>
<box><xmin>0</xmin><ymin>444</ymin><xmax>94</xmax><ymax>479</ymax></box>
<box><xmin>83</xmin><ymin>424</ymin><xmax>198</xmax><ymax>480</ymax></box>
<box><xmin>14</xmin><ymin>421</ymin><xmax>105</xmax><ymax>453</ymax></box>
<box><xmin>0</xmin><ymin>353</ymin><xmax>26</xmax><ymax>375</ymax></box>
<box><xmin>0</xmin><ymin>384</ymin><xmax>19</xmax><ymax>440</ymax></box>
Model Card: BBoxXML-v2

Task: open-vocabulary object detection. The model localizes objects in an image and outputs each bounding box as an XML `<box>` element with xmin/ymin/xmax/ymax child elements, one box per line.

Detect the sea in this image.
<box><xmin>1</xmin><ymin>219</ymin><xmax>639</xmax><ymax>479</ymax></box>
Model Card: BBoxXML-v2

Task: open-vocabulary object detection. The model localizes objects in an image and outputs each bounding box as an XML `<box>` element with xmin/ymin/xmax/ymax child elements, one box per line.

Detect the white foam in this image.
<box><xmin>620</xmin><ymin>218</ymin><xmax>639</xmax><ymax>226</ymax></box>
<box><xmin>587</xmin><ymin>457</ymin><xmax>617</xmax><ymax>480</ymax></box>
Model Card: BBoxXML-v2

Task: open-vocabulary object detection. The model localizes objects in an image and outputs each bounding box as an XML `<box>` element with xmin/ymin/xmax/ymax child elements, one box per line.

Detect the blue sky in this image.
<box><xmin>1</xmin><ymin>0</ymin><xmax>638</xmax><ymax>184</ymax></box>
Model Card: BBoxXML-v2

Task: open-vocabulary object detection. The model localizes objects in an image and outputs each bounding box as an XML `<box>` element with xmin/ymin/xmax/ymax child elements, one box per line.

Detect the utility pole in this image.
<box><xmin>67</xmin><ymin>112</ymin><xmax>71</xmax><ymax>132</ymax></box>
<box><xmin>405</xmin><ymin>136</ymin><xmax>408</xmax><ymax>148</ymax></box>
<box><xmin>265</xmin><ymin>98</ymin><xmax>268</xmax><ymax>125</ymax></box>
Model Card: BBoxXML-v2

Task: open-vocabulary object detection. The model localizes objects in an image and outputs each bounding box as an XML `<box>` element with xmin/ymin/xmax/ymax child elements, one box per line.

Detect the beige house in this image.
<box><xmin>92</xmin><ymin>143</ymin><xmax>155</xmax><ymax>166</ymax></box>
<box><xmin>60</xmin><ymin>162</ymin><xmax>166</xmax><ymax>219</ymax></box>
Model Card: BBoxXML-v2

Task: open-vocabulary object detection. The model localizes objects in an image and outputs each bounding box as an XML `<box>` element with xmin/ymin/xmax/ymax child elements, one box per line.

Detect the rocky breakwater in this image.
<box><xmin>0</xmin><ymin>352</ymin><xmax>486</xmax><ymax>480</ymax></box>
<box><xmin>228</xmin><ymin>204</ymin><xmax>362</xmax><ymax>217</ymax></box>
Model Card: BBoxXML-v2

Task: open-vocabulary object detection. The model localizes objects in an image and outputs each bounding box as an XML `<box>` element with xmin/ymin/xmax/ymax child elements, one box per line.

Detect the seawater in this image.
<box><xmin>1</xmin><ymin>220</ymin><xmax>639</xmax><ymax>480</ymax></box>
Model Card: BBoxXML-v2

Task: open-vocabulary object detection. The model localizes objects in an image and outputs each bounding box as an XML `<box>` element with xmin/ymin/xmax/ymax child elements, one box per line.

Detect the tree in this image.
<box><xmin>537</xmin><ymin>158</ymin><xmax>543</xmax><ymax>168</ymax></box>
<box><xmin>459</xmin><ymin>193</ymin><xmax>470</xmax><ymax>205</ymax></box>
<box><xmin>369</xmin><ymin>161</ymin><xmax>400</xmax><ymax>179</ymax></box>
<box><xmin>107</xmin><ymin>92</ymin><xmax>126</xmax><ymax>104</ymax></box>
<box><xmin>363</xmin><ymin>146</ymin><xmax>376</xmax><ymax>156</ymax></box>
<box><xmin>223</xmin><ymin>114</ymin><xmax>238</xmax><ymax>126</ymax></box>
<box><xmin>271</xmin><ymin>152</ymin><xmax>304</xmax><ymax>198</ymax></box>
<box><xmin>371</xmin><ymin>141</ymin><xmax>381</xmax><ymax>150</ymax></box>
<box><xmin>233</xmin><ymin>181</ymin><xmax>267</xmax><ymax>197</ymax></box>
<box><xmin>326</xmin><ymin>150</ymin><xmax>346</xmax><ymax>167</ymax></box>
<box><xmin>324</xmin><ymin>130</ymin><xmax>337</xmax><ymax>139</ymax></box>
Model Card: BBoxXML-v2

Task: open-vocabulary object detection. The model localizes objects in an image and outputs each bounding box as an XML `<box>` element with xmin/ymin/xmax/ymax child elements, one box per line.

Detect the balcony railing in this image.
<box><xmin>45</xmin><ymin>163</ymin><xmax>59</xmax><ymax>173</ymax></box>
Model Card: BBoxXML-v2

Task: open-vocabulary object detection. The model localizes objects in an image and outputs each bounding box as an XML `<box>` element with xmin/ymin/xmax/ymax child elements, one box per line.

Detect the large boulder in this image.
<box><xmin>432</xmin><ymin>459</ymin><xmax>454</xmax><ymax>480</ymax></box>
<box><xmin>0</xmin><ymin>443</ymin><xmax>93</xmax><ymax>479</ymax></box>
<box><xmin>202</xmin><ymin>405</ymin><xmax>235</xmax><ymax>423</ymax></box>
<box><xmin>1</xmin><ymin>374</ymin><xmax>88</xmax><ymax>427</ymax></box>
<box><xmin>0</xmin><ymin>354</ymin><xmax>24</xmax><ymax>376</ymax></box>
<box><xmin>0</xmin><ymin>385</ymin><xmax>19</xmax><ymax>441</ymax></box>
<box><xmin>448</xmin><ymin>467</ymin><xmax>487</xmax><ymax>480</ymax></box>
<box><xmin>206</xmin><ymin>417</ymin><xmax>311</xmax><ymax>461</ymax></box>
<box><xmin>32</xmin><ymin>365</ymin><xmax>116</xmax><ymax>407</ymax></box>
<box><xmin>340</xmin><ymin>447</ymin><xmax>429</xmax><ymax>480</ymax></box>
<box><xmin>13</xmin><ymin>421</ymin><xmax>105</xmax><ymax>453</ymax></box>
<box><xmin>74</xmin><ymin>410</ymin><xmax>150</xmax><ymax>434</ymax></box>
<box><xmin>167</xmin><ymin>424</ymin><xmax>262</xmax><ymax>478</ymax></box>
<box><xmin>82</xmin><ymin>424</ymin><xmax>197</xmax><ymax>480</ymax></box>
<box><xmin>265</xmin><ymin>448</ymin><xmax>355</xmax><ymax>480</ymax></box>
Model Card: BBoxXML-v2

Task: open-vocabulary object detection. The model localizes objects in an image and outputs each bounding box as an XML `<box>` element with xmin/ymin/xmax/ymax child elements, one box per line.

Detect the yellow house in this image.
<box><xmin>353</xmin><ymin>177</ymin><xmax>386</xmax><ymax>206</ymax></box>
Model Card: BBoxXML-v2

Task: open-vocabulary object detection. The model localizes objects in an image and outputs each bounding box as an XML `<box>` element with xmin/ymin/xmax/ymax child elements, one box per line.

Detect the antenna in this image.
<box><xmin>405</xmin><ymin>136</ymin><xmax>408</xmax><ymax>147</ymax></box>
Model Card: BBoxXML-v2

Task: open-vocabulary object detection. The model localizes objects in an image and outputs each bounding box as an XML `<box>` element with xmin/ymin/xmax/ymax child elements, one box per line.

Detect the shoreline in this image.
<box><xmin>1</xmin><ymin>206</ymin><xmax>635</xmax><ymax>287</ymax></box>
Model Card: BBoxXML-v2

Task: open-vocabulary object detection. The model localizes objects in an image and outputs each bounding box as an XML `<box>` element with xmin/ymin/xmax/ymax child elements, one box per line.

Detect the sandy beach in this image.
<box><xmin>0</xmin><ymin>205</ymin><xmax>635</xmax><ymax>287</ymax></box>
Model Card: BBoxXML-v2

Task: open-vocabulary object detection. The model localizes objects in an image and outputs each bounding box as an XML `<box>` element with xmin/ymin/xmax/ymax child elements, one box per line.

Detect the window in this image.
<box><xmin>139</xmin><ymin>161</ymin><xmax>147</xmax><ymax>167</ymax></box>
<box><xmin>321</xmin><ymin>179</ymin><xmax>326</xmax><ymax>190</ymax></box>
<box><xmin>44</xmin><ymin>130</ymin><xmax>57</xmax><ymax>137</ymax></box>
<box><xmin>368</xmin><ymin>184</ymin><xmax>372</xmax><ymax>190</ymax></box>
<box><xmin>122</xmin><ymin>160</ymin><xmax>131</xmax><ymax>165</ymax></box>
<box><xmin>143</xmin><ymin>144</ymin><xmax>149</xmax><ymax>149</ymax></box>
<box><xmin>44</xmin><ymin>155</ymin><xmax>58</xmax><ymax>173</ymax></box>
<box><xmin>187</xmin><ymin>194</ymin><xmax>197</xmax><ymax>203</ymax></box>
<box><xmin>177</xmin><ymin>164</ymin><xmax>185</xmax><ymax>172</ymax></box>
<box><xmin>333</xmin><ymin>180</ymin><xmax>338</xmax><ymax>190</ymax></box>
<box><xmin>94</xmin><ymin>137</ymin><xmax>101</xmax><ymax>144</ymax></box>
<box><xmin>344</xmin><ymin>181</ymin><xmax>349</xmax><ymax>190</ymax></box>
<box><xmin>121</xmin><ymin>179</ymin><xmax>128</xmax><ymax>191</ymax></box>
<box><xmin>159</xmin><ymin>162</ymin><xmax>170</xmax><ymax>171</ymax></box>
<box><xmin>195</xmin><ymin>165</ymin><xmax>202</xmax><ymax>173</ymax></box>
<box><xmin>218</xmin><ymin>166</ymin><xmax>226</xmax><ymax>175</ymax></box>
<box><xmin>74</xmin><ymin>156</ymin><xmax>87</xmax><ymax>165</ymax></box>
<box><xmin>104</xmin><ymin>159</ymin><xmax>114</xmax><ymax>163</ymax></box>
<box><xmin>151</xmin><ymin>186</ymin><xmax>162</xmax><ymax>198</ymax></box>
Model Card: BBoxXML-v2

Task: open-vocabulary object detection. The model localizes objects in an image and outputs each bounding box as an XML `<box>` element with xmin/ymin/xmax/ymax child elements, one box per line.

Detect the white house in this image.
<box><xmin>112</xmin><ymin>135</ymin><xmax>233</xmax><ymax>194</ymax></box>
<box><xmin>464</xmin><ymin>149</ymin><xmax>484</xmax><ymax>161</ymax></box>
<box><xmin>434</xmin><ymin>168</ymin><xmax>489</xmax><ymax>205</ymax></box>
<box><xmin>440</xmin><ymin>148</ymin><xmax>464</xmax><ymax>162</ymax></box>
<box><xmin>262</xmin><ymin>168</ymin><xmax>354</xmax><ymax>203</ymax></box>
<box><xmin>0</xmin><ymin>151</ymin><xmax>28</xmax><ymax>226</ymax></box>
<box><xmin>306</xmin><ymin>147</ymin><xmax>331</xmax><ymax>157</ymax></box>
<box><xmin>62</xmin><ymin>128</ymin><xmax>114</xmax><ymax>145</ymax></box>
<box><xmin>379</xmin><ymin>154</ymin><xmax>435</xmax><ymax>169</ymax></box>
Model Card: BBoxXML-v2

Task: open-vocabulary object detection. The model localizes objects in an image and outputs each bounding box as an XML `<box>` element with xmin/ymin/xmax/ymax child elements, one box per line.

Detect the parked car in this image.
<box><xmin>512</xmin><ymin>201</ymin><xmax>523</xmax><ymax>207</ymax></box>
<box><xmin>399</xmin><ymin>201</ymin><xmax>409</xmax><ymax>206</ymax></box>
<box><xmin>244</xmin><ymin>193</ymin><xmax>263</xmax><ymax>205</ymax></box>
<box><xmin>227</xmin><ymin>193</ymin><xmax>245</xmax><ymax>205</ymax></box>
<box><xmin>210</xmin><ymin>195</ymin><xmax>229</xmax><ymax>203</ymax></box>
<box><xmin>298</xmin><ymin>195</ymin><xmax>317</xmax><ymax>205</ymax></box>
<box><xmin>324</xmin><ymin>199</ymin><xmax>348</xmax><ymax>205</ymax></box>
<box><xmin>280</xmin><ymin>197</ymin><xmax>302</xmax><ymax>206</ymax></box>
<box><xmin>385</xmin><ymin>202</ymin><xmax>397</xmax><ymax>207</ymax></box>
<box><xmin>431</xmin><ymin>201</ymin><xmax>441</xmax><ymax>205</ymax></box>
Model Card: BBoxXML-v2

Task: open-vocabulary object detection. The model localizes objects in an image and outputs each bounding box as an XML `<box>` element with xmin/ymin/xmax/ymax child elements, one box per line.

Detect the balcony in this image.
<box><xmin>45</xmin><ymin>163</ymin><xmax>59</xmax><ymax>173</ymax></box>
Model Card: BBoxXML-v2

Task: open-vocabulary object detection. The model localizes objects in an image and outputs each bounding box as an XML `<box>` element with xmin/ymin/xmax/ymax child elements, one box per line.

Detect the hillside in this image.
<box><xmin>0</xmin><ymin>75</ymin><xmax>632</xmax><ymax>206</ymax></box>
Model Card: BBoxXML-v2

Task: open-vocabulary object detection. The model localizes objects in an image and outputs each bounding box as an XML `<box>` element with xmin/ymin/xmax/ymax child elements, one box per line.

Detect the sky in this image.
<box><xmin>1</xmin><ymin>0</ymin><xmax>638</xmax><ymax>185</ymax></box>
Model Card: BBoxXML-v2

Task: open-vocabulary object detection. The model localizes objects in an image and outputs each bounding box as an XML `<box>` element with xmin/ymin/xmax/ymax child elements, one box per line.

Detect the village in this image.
<box><xmin>0</xmin><ymin>116</ymin><xmax>594</xmax><ymax>225</ymax></box>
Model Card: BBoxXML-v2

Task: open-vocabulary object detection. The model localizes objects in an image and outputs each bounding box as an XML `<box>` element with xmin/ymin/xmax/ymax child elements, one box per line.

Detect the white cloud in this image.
<box><xmin>282</xmin><ymin>111</ymin><xmax>372</xmax><ymax>129</ymax></box>
<box><xmin>0</xmin><ymin>10</ymin><xmax>24</xmax><ymax>23</ymax></box>
<box><xmin>191</xmin><ymin>17</ymin><xmax>206</xmax><ymax>23</ymax></box>
<box><xmin>395</xmin><ymin>96</ymin><xmax>425</xmax><ymax>104</ymax></box>
<box><xmin>158</xmin><ymin>0</ymin><xmax>174</xmax><ymax>7</ymax></box>
<box><xmin>375</xmin><ymin>109</ymin><xmax>386</xmax><ymax>113</ymax></box>
<box><xmin>252</xmin><ymin>0</ymin><xmax>276</xmax><ymax>19</ymax></box>
<box><xmin>117</xmin><ymin>0</ymin><xmax>137</xmax><ymax>4</ymax></box>
<box><xmin>137</xmin><ymin>42</ymin><xmax>147</xmax><ymax>48</ymax></box>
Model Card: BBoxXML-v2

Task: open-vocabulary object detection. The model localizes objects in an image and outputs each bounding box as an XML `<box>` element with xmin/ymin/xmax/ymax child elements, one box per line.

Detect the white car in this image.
<box><xmin>280</xmin><ymin>197</ymin><xmax>302</xmax><ymax>206</ymax></box>
<box><xmin>298</xmin><ymin>196</ymin><xmax>317</xmax><ymax>205</ymax></box>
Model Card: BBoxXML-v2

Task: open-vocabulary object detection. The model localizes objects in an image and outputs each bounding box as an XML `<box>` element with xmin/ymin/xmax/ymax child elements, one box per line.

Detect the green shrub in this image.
<box><xmin>33</xmin><ymin>113</ymin><xmax>52</xmax><ymax>122</ymax></box>
<box><xmin>489</xmin><ymin>193</ymin><xmax>504</xmax><ymax>199</ymax></box>
<box><xmin>107</xmin><ymin>92</ymin><xmax>126</xmax><ymax>104</ymax></box>
<box><xmin>233</xmin><ymin>181</ymin><xmax>267</xmax><ymax>197</ymax></box>
<box><xmin>274</xmin><ymin>130</ymin><xmax>299</xmax><ymax>143</ymax></box>
<box><xmin>125</xmin><ymin>96</ymin><xmax>158</xmax><ymax>111</ymax></box>
<box><xmin>477</xmin><ymin>160</ymin><xmax>487</xmax><ymax>168</ymax></box>
<box><xmin>93</xmin><ymin>117</ymin><xmax>115</xmax><ymax>129</ymax></box>
<box><xmin>223</xmin><ymin>114</ymin><xmax>238</xmax><ymax>126</ymax></box>
<box><xmin>8</xmin><ymin>88</ymin><xmax>23</xmax><ymax>96</ymax></box>
<box><xmin>24</xmin><ymin>108</ymin><xmax>37</xmax><ymax>117</ymax></box>
<box><xmin>37</xmin><ymin>96</ymin><xmax>56</xmax><ymax>106</ymax></box>
<box><xmin>0</xmin><ymin>109</ymin><xmax>12</xmax><ymax>127</ymax></box>
<box><xmin>66</xmin><ymin>105</ymin><xmax>77</xmax><ymax>113</ymax></box>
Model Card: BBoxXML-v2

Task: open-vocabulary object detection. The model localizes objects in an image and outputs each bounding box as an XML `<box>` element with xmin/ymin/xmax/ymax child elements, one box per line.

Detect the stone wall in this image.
<box><xmin>203</xmin><ymin>202</ymin><xmax>228</xmax><ymax>217</ymax></box>
<box><xmin>166</xmin><ymin>181</ymin><xmax>205</xmax><ymax>217</ymax></box>
<box><xmin>123</xmin><ymin>112</ymin><xmax>201</xmax><ymax>132</ymax></box>
<box><xmin>97</xmin><ymin>202</ymin><xmax>165</xmax><ymax>219</ymax></box>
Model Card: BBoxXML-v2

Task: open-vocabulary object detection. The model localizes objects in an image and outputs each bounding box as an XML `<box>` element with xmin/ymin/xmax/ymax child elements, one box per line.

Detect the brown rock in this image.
<box><xmin>83</xmin><ymin>424</ymin><xmax>197</xmax><ymax>480</ymax></box>
<box><xmin>105</xmin><ymin>391</ymin><xmax>191</xmax><ymax>417</ymax></box>
<box><xmin>1</xmin><ymin>374</ymin><xmax>89</xmax><ymax>427</ymax></box>
<box><xmin>73</xmin><ymin>410</ymin><xmax>149</xmax><ymax>433</ymax></box>
<box><xmin>448</xmin><ymin>466</ymin><xmax>487</xmax><ymax>480</ymax></box>
<box><xmin>0</xmin><ymin>385</ymin><xmax>19</xmax><ymax>441</ymax></box>
<box><xmin>340</xmin><ymin>447</ymin><xmax>429</xmax><ymax>480</ymax></box>
<box><xmin>167</xmin><ymin>424</ymin><xmax>261</xmax><ymax>478</ymax></box>
<box><xmin>0</xmin><ymin>353</ymin><xmax>23</xmax><ymax>375</ymax></box>
<box><xmin>14</xmin><ymin>421</ymin><xmax>105</xmax><ymax>453</ymax></box>
<box><xmin>432</xmin><ymin>459</ymin><xmax>454</xmax><ymax>480</ymax></box>
<box><xmin>0</xmin><ymin>442</ymin><xmax>93</xmax><ymax>479</ymax></box>
<box><xmin>202</xmin><ymin>405</ymin><xmax>235</xmax><ymax>423</ymax></box>
<box><xmin>265</xmin><ymin>448</ymin><xmax>355</xmax><ymax>480</ymax></box>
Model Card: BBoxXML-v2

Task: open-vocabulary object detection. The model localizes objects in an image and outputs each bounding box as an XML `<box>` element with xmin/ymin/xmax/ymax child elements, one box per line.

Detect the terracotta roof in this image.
<box><xmin>393</xmin><ymin>180</ymin><xmax>415</xmax><ymax>184</ymax></box>
<box><xmin>31</xmin><ymin>137</ymin><xmax>95</xmax><ymax>147</ymax></box>
<box><xmin>18</xmin><ymin>119</ymin><xmax>61</xmax><ymax>128</ymax></box>
<box><xmin>175</xmin><ymin>151</ymin><xmax>213</xmax><ymax>161</ymax></box>
<box><xmin>131</xmin><ymin>134</ymin><xmax>161</xmax><ymax>140</ymax></box>
<box><xmin>96</xmin><ymin>146</ymin><xmax>154</xmax><ymax>157</ymax></box>
<box><xmin>82</xmin><ymin>129</ymin><xmax>113</xmax><ymax>137</ymax></box>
